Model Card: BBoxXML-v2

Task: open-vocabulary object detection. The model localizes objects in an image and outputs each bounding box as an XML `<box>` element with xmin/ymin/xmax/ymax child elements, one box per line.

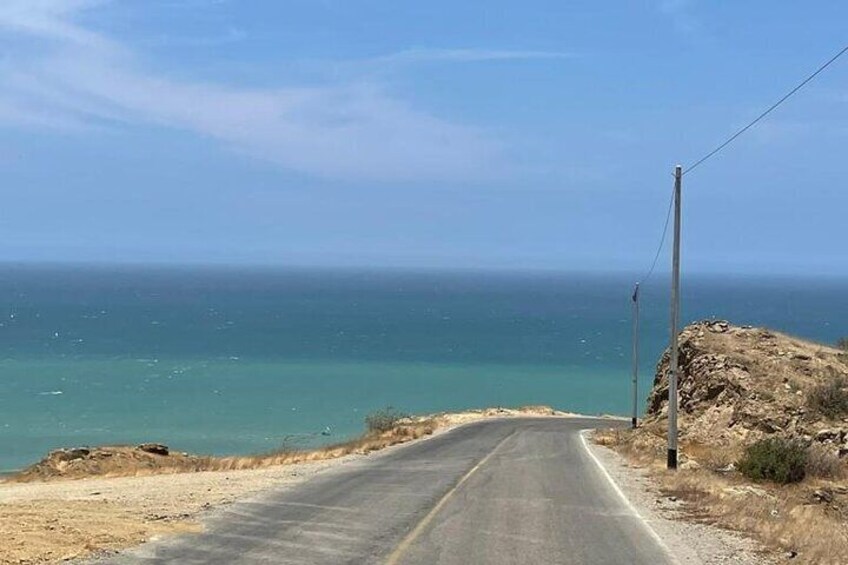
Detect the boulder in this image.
<box><xmin>137</xmin><ymin>443</ymin><xmax>169</xmax><ymax>456</ymax></box>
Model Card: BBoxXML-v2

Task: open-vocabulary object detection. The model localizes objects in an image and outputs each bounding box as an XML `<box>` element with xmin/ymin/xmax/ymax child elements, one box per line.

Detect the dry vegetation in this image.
<box><xmin>12</xmin><ymin>418</ymin><xmax>438</xmax><ymax>483</ymax></box>
<box><xmin>0</xmin><ymin>405</ymin><xmax>567</xmax><ymax>565</ymax></box>
<box><xmin>11</xmin><ymin>405</ymin><xmax>563</xmax><ymax>483</ymax></box>
<box><xmin>596</xmin><ymin>321</ymin><xmax>848</xmax><ymax>564</ymax></box>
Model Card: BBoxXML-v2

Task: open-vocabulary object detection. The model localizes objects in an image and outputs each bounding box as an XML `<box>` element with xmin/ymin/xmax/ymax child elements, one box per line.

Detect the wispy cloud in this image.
<box><xmin>0</xmin><ymin>1</ymin><xmax>536</xmax><ymax>182</ymax></box>
<box><xmin>659</xmin><ymin>0</ymin><xmax>701</xmax><ymax>36</ymax></box>
<box><xmin>373</xmin><ymin>48</ymin><xmax>574</xmax><ymax>65</ymax></box>
<box><xmin>146</xmin><ymin>27</ymin><xmax>247</xmax><ymax>48</ymax></box>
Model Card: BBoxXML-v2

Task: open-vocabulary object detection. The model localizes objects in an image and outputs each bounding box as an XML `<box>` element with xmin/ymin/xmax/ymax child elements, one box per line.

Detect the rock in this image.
<box><xmin>643</xmin><ymin>320</ymin><xmax>848</xmax><ymax>463</ymax></box>
<box><xmin>724</xmin><ymin>485</ymin><xmax>771</xmax><ymax>499</ymax></box>
<box><xmin>814</xmin><ymin>428</ymin><xmax>845</xmax><ymax>443</ymax></box>
<box><xmin>708</xmin><ymin>321</ymin><xmax>730</xmax><ymax>333</ymax></box>
<box><xmin>680</xmin><ymin>459</ymin><xmax>701</xmax><ymax>471</ymax></box>
<box><xmin>811</xmin><ymin>489</ymin><xmax>834</xmax><ymax>504</ymax></box>
<box><xmin>49</xmin><ymin>447</ymin><xmax>91</xmax><ymax>462</ymax></box>
<box><xmin>137</xmin><ymin>443</ymin><xmax>169</xmax><ymax>456</ymax></box>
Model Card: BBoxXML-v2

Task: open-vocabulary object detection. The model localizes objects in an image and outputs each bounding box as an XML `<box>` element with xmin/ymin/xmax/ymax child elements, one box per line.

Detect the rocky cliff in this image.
<box><xmin>644</xmin><ymin>320</ymin><xmax>848</xmax><ymax>457</ymax></box>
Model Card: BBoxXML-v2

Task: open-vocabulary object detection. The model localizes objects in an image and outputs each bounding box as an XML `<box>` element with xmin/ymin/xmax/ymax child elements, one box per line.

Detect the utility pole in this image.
<box><xmin>668</xmin><ymin>165</ymin><xmax>682</xmax><ymax>470</ymax></box>
<box><xmin>631</xmin><ymin>283</ymin><xmax>639</xmax><ymax>429</ymax></box>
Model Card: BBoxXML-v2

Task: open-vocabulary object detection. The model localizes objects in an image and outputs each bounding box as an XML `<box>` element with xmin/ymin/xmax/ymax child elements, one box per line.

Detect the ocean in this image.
<box><xmin>0</xmin><ymin>265</ymin><xmax>845</xmax><ymax>472</ymax></box>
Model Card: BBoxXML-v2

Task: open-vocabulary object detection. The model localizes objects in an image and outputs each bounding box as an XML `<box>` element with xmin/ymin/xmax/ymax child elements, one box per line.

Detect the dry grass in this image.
<box><xmin>596</xmin><ymin>428</ymin><xmax>848</xmax><ymax>564</ymax></box>
<box><xmin>11</xmin><ymin>405</ymin><xmax>568</xmax><ymax>483</ymax></box>
<box><xmin>661</xmin><ymin>469</ymin><xmax>848</xmax><ymax>564</ymax></box>
<box><xmin>806</xmin><ymin>444</ymin><xmax>847</xmax><ymax>481</ymax></box>
<box><xmin>806</xmin><ymin>375</ymin><xmax>848</xmax><ymax>420</ymax></box>
<box><xmin>12</xmin><ymin>418</ymin><xmax>439</xmax><ymax>483</ymax></box>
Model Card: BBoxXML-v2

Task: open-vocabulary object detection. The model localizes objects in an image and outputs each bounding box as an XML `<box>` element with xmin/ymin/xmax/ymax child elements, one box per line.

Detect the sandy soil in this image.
<box><xmin>0</xmin><ymin>407</ymin><xmax>577</xmax><ymax>564</ymax></box>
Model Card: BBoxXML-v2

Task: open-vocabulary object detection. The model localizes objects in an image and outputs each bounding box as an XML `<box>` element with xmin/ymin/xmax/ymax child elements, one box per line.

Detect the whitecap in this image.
<box><xmin>38</xmin><ymin>391</ymin><xmax>63</xmax><ymax>396</ymax></box>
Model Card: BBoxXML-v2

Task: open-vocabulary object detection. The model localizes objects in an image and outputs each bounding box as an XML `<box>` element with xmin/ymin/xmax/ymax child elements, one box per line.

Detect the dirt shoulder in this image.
<box><xmin>0</xmin><ymin>406</ymin><xmax>585</xmax><ymax>565</ymax></box>
<box><xmin>585</xmin><ymin>432</ymin><xmax>774</xmax><ymax>565</ymax></box>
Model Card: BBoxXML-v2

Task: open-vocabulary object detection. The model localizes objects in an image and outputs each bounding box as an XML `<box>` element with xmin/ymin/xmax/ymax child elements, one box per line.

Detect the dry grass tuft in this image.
<box><xmin>806</xmin><ymin>375</ymin><xmax>848</xmax><ymax>420</ymax></box>
<box><xmin>806</xmin><ymin>444</ymin><xmax>847</xmax><ymax>480</ymax></box>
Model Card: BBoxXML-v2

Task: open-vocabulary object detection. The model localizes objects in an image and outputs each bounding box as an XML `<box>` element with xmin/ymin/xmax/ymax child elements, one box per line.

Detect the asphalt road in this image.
<box><xmin>109</xmin><ymin>418</ymin><xmax>674</xmax><ymax>565</ymax></box>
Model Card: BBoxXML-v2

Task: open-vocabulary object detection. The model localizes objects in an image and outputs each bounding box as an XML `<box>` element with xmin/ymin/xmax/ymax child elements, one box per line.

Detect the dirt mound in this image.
<box><xmin>13</xmin><ymin>444</ymin><xmax>211</xmax><ymax>482</ymax></box>
<box><xmin>644</xmin><ymin>320</ymin><xmax>848</xmax><ymax>455</ymax></box>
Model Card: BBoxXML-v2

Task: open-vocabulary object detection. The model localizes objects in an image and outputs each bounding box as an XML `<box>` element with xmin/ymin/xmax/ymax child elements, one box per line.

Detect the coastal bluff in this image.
<box><xmin>597</xmin><ymin>320</ymin><xmax>848</xmax><ymax>563</ymax></box>
<box><xmin>645</xmin><ymin>320</ymin><xmax>848</xmax><ymax>454</ymax></box>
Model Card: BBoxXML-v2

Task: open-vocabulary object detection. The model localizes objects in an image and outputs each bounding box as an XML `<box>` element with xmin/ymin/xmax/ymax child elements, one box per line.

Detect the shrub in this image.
<box><xmin>737</xmin><ymin>438</ymin><xmax>807</xmax><ymax>484</ymax></box>
<box><xmin>805</xmin><ymin>444</ymin><xmax>846</xmax><ymax>480</ymax></box>
<box><xmin>365</xmin><ymin>407</ymin><xmax>409</xmax><ymax>433</ymax></box>
<box><xmin>807</xmin><ymin>376</ymin><xmax>848</xmax><ymax>419</ymax></box>
<box><xmin>837</xmin><ymin>337</ymin><xmax>848</xmax><ymax>351</ymax></box>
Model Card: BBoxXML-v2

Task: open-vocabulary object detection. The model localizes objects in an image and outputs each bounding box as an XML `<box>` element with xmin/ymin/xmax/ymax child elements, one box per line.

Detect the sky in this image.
<box><xmin>0</xmin><ymin>1</ymin><xmax>846</xmax><ymax>275</ymax></box>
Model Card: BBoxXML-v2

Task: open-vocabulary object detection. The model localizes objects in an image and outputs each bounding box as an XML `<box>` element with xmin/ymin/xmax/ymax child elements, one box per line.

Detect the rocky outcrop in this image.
<box><xmin>14</xmin><ymin>443</ymin><xmax>201</xmax><ymax>482</ymax></box>
<box><xmin>644</xmin><ymin>320</ymin><xmax>848</xmax><ymax>455</ymax></box>
<box><xmin>137</xmin><ymin>443</ymin><xmax>170</xmax><ymax>456</ymax></box>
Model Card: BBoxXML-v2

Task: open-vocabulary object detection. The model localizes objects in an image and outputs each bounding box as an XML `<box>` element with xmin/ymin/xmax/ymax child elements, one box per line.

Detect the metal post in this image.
<box><xmin>668</xmin><ymin>165</ymin><xmax>682</xmax><ymax>470</ymax></box>
<box><xmin>631</xmin><ymin>283</ymin><xmax>640</xmax><ymax>429</ymax></box>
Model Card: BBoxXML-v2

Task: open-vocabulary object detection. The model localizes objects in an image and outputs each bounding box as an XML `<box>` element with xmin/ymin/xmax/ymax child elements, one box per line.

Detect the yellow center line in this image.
<box><xmin>384</xmin><ymin>431</ymin><xmax>515</xmax><ymax>565</ymax></box>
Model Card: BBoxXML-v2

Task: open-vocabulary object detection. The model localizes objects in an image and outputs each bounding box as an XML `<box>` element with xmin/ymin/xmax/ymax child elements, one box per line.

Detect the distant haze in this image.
<box><xmin>0</xmin><ymin>1</ymin><xmax>846</xmax><ymax>275</ymax></box>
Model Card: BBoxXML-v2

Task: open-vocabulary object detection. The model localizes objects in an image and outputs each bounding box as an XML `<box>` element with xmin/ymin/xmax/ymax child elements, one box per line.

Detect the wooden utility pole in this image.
<box><xmin>668</xmin><ymin>165</ymin><xmax>682</xmax><ymax>469</ymax></box>
<box><xmin>631</xmin><ymin>283</ymin><xmax>639</xmax><ymax>429</ymax></box>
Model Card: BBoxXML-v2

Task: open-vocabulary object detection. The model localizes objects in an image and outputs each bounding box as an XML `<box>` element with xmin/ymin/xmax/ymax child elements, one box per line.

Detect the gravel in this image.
<box><xmin>584</xmin><ymin>432</ymin><xmax>775</xmax><ymax>565</ymax></box>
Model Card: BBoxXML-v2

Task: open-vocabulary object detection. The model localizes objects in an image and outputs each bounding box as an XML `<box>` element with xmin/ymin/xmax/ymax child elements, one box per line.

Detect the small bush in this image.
<box><xmin>807</xmin><ymin>376</ymin><xmax>848</xmax><ymax>419</ymax></box>
<box><xmin>365</xmin><ymin>407</ymin><xmax>409</xmax><ymax>433</ymax></box>
<box><xmin>737</xmin><ymin>438</ymin><xmax>807</xmax><ymax>484</ymax></box>
<box><xmin>806</xmin><ymin>444</ymin><xmax>846</xmax><ymax>480</ymax></box>
<box><xmin>836</xmin><ymin>337</ymin><xmax>848</xmax><ymax>351</ymax></box>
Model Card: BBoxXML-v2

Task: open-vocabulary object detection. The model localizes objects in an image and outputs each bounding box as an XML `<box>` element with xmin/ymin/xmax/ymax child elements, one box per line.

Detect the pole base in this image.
<box><xmin>667</xmin><ymin>448</ymin><xmax>678</xmax><ymax>469</ymax></box>
<box><xmin>631</xmin><ymin>417</ymin><xmax>637</xmax><ymax>429</ymax></box>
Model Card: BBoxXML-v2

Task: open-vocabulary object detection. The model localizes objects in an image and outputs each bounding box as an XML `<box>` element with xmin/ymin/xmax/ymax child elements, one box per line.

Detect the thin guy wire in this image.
<box><xmin>683</xmin><ymin>44</ymin><xmax>848</xmax><ymax>176</ymax></box>
<box><xmin>637</xmin><ymin>181</ymin><xmax>675</xmax><ymax>286</ymax></box>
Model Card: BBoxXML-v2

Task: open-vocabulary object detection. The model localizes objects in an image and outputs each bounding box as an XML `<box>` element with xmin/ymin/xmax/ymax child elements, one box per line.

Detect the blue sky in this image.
<box><xmin>0</xmin><ymin>1</ymin><xmax>846</xmax><ymax>275</ymax></box>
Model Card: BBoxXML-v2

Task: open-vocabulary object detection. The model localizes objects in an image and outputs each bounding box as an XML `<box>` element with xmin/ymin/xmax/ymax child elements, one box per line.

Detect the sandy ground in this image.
<box><xmin>584</xmin><ymin>432</ymin><xmax>775</xmax><ymax>565</ymax></box>
<box><xmin>1</xmin><ymin>458</ymin><xmax>365</xmax><ymax>564</ymax></box>
<box><xmin>0</xmin><ymin>408</ymin><xmax>575</xmax><ymax>564</ymax></box>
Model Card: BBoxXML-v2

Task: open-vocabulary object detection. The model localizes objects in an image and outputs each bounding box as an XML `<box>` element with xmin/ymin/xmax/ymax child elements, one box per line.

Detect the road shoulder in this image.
<box><xmin>582</xmin><ymin>431</ymin><xmax>774</xmax><ymax>565</ymax></box>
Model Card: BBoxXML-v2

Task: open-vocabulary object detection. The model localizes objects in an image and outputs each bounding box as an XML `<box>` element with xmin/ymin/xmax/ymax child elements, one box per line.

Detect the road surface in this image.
<box><xmin>109</xmin><ymin>417</ymin><xmax>674</xmax><ymax>564</ymax></box>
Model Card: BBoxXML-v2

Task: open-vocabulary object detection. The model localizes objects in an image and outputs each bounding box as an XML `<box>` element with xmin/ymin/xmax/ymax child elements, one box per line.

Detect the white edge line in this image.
<box><xmin>578</xmin><ymin>429</ymin><xmax>679</xmax><ymax>565</ymax></box>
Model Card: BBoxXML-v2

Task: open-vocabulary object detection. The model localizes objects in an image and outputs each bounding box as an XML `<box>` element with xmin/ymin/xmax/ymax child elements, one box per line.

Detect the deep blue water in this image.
<box><xmin>0</xmin><ymin>265</ymin><xmax>845</xmax><ymax>471</ymax></box>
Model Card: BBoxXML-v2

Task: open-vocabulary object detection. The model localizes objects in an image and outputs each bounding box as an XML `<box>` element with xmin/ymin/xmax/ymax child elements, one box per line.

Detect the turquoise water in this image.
<box><xmin>1</xmin><ymin>266</ymin><xmax>845</xmax><ymax>471</ymax></box>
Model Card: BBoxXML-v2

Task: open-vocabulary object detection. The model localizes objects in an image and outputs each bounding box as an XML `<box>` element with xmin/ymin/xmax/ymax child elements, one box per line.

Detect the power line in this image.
<box><xmin>634</xmin><ymin>43</ymin><xmax>848</xmax><ymax>291</ymax></box>
<box><xmin>637</xmin><ymin>182</ymin><xmax>675</xmax><ymax>285</ymax></box>
<box><xmin>683</xmin><ymin>43</ymin><xmax>848</xmax><ymax>176</ymax></box>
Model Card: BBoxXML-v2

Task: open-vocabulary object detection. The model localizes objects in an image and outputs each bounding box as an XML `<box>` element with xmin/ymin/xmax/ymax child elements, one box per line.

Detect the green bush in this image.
<box><xmin>737</xmin><ymin>438</ymin><xmax>807</xmax><ymax>484</ymax></box>
<box><xmin>807</xmin><ymin>376</ymin><xmax>848</xmax><ymax>419</ymax></box>
<box><xmin>365</xmin><ymin>407</ymin><xmax>409</xmax><ymax>433</ymax></box>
